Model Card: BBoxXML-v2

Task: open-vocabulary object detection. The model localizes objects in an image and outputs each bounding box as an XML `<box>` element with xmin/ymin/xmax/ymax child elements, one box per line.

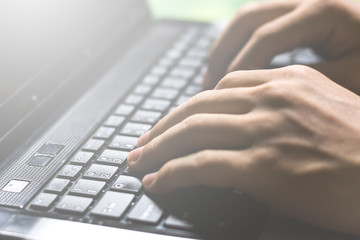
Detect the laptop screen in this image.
<box><xmin>147</xmin><ymin>0</ymin><xmax>243</xmax><ymax>22</ymax></box>
<box><xmin>0</xmin><ymin>0</ymin><xmax>149</xmax><ymax>145</ymax></box>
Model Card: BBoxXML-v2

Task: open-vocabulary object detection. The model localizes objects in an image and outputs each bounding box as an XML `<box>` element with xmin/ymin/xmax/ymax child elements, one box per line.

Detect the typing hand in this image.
<box><xmin>128</xmin><ymin>66</ymin><xmax>360</xmax><ymax>236</ymax></box>
<box><xmin>204</xmin><ymin>0</ymin><xmax>360</xmax><ymax>93</ymax></box>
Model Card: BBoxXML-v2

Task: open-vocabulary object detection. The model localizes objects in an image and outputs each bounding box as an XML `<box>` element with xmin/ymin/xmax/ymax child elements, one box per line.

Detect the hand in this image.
<box><xmin>204</xmin><ymin>0</ymin><xmax>360</xmax><ymax>93</ymax></box>
<box><xmin>128</xmin><ymin>66</ymin><xmax>360</xmax><ymax>236</ymax></box>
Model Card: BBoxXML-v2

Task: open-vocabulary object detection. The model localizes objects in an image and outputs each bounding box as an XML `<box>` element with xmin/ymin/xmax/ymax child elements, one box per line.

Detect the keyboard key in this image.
<box><xmin>181</xmin><ymin>28</ymin><xmax>199</xmax><ymax>43</ymax></box>
<box><xmin>91</xmin><ymin>191</ymin><xmax>134</xmax><ymax>219</ymax></box>
<box><xmin>173</xmin><ymin>41</ymin><xmax>189</xmax><ymax>51</ymax></box>
<box><xmin>44</xmin><ymin>178</ymin><xmax>70</xmax><ymax>194</ymax></box>
<box><xmin>152</xmin><ymin>88</ymin><xmax>179</xmax><ymax>100</ymax></box>
<box><xmin>158</xmin><ymin>57</ymin><xmax>176</xmax><ymax>67</ymax></box>
<box><xmin>125</xmin><ymin>94</ymin><xmax>144</xmax><ymax>105</ymax></box>
<box><xmin>109</xmin><ymin>135</ymin><xmax>138</xmax><ymax>151</ymax></box>
<box><xmin>97</xmin><ymin>149</ymin><xmax>128</xmax><ymax>166</ymax></box>
<box><xmin>37</xmin><ymin>144</ymin><xmax>64</xmax><ymax>156</ymax></box>
<box><xmin>83</xmin><ymin>139</ymin><xmax>105</xmax><ymax>152</ymax></box>
<box><xmin>27</xmin><ymin>155</ymin><xmax>52</xmax><ymax>167</ymax></box>
<box><xmin>178</xmin><ymin>57</ymin><xmax>203</xmax><ymax>69</ymax></box>
<box><xmin>31</xmin><ymin>193</ymin><xmax>57</xmax><ymax>210</ymax></box>
<box><xmin>122</xmin><ymin>165</ymin><xmax>132</xmax><ymax>175</ymax></box>
<box><xmin>69</xmin><ymin>179</ymin><xmax>106</xmax><ymax>197</ymax></box>
<box><xmin>104</xmin><ymin>115</ymin><xmax>125</xmax><ymax>128</ymax></box>
<box><xmin>111</xmin><ymin>175</ymin><xmax>142</xmax><ymax>194</ymax></box>
<box><xmin>200</xmin><ymin>65</ymin><xmax>207</xmax><ymax>74</ymax></box>
<box><xmin>127</xmin><ymin>195</ymin><xmax>163</xmax><ymax>225</ymax></box>
<box><xmin>170</xmin><ymin>67</ymin><xmax>195</xmax><ymax>80</ymax></box>
<box><xmin>56</xmin><ymin>195</ymin><xmax>93</xmax><ymax>214</ymax></box>
<box><xmin>185</xmin><ymin>85</ymin><xmax>202</xmax><ymax>96</ymax></box>
<box><xmin>175</xmin><ymin>95</ymin><xmax>191</xmax><ymax>106</ymax></box>
<box><xmin>84</xmin><ymin>164</ymin><xmax>118</xmax><ymax>181</ymax></box>
<box><xmin>70</xmin><ymin>151</ymin><xmax>94</xmax><ymax>165</ymax></box>
<box><xmin>142</xmin><ymin>98</ymin><xmax>171</xmax><ymax>112</ymax></box>
<box><xmin>192</xmin><ymin>75</ymin><xmax>203</xmax><ymax>85</ymax></box>
<box><xmin>196</xmin><ymin>36</ymin><xmax>212</xmax><ymax>49</ymax></box>
<box><xmin>58</xmin><ymin>165</ymin><xmax>82</xmax><ymax>179</ymax></box>
<box><xmin>114</xmin><ymin>104</ymin><xmax>135</xmax><ymax>116</ymax></box>
<box><xmin>131</xmin><ymin>110</ymin><xmax>161</xmax><ymax>124</ymax></box>
<box><xmin>94</xmin><ymin>127</ymin><xmax>116</xmax><ymax>139</ymax></box>
<box><xmin>161</xmin><ymin>77</ymin><xmax>187</xmax><ymax>89</ymax></box>
<box><xmin>133</xmin><ymin>84</ymin><xmax>152</xmax><ymax>95</ymax></box>
<box><xmin>142</xmin><ymin>75</ymin><xmax>161</xmax><ymax>85</ymax></box>
<box><xmin>120</xmin><ymin>123</ymin><xmax>151</xmax><ymax>137</ymax></box>
<box><xmin>166</xmin><ymin>49</ymin><xmax>182</xmax><ymax>60</ymax></box>
<box><xmin>167</xmin><ymin>107</ymin><xmax>177</xmax><ymax>115</ymax></box>
<box><xmin>187</xmin><ymin>48</ymin><xmax>208</xmax><ymax>58</ymax></box>
<box><xmin>151</xmin><ymin>65</ymin><xmax>168</xmax><ymax>77</ymax></box>
<box><xmin>164</xmin><ymin>215</ymin><xmax>194</xmax><ymax>230</ymax></box>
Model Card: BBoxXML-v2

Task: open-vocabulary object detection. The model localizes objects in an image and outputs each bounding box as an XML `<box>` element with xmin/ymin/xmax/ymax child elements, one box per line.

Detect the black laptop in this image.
<box><xmin>0</xmin><ymin>1</ymin><xmax>322</xmax><ymax>239</ymax></box>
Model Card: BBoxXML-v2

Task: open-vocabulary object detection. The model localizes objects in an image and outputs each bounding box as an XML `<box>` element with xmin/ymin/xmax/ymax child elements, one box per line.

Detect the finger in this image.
<box><xmin>137</xmin><ymin>88</ymin><xmax>255</xmax><ymax>147</ymax></box>
<box><xmin>139</xmin><ymin>67</ymin><xmax>298</xmax><ymax>148</ymax></box>
<box><xmin>214</xmin><ymin>67</ymin><xmax>287</xmax><ymax>90</ymax></box>
<box><xmin>142</xmin><ymin>149</ymin><xmax>262</xmax><ymax>194</ymax></box>
<box><xmin>129</xmin><ymin>114</ymin><xmax>253</xmax><ymax>172</ymax></box>
<box><xmin>128</xmin><ymin>112</ymin><xmax>276</xmax><ymax>172</ymax></box>
<box><xmin>204</xmin><ymin>0</ymin><xmax>301</xmax><ymax>89</ymax></box>
<box><xmin>227</xmin><ymin>1</ymin><xmax>335</xmax><ymax>73</ymax></box>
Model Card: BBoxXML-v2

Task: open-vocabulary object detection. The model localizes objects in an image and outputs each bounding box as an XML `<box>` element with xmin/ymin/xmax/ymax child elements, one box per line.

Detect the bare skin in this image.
<box><xmin>128</xmin><ymin>0</ymin><xmax>360</xmax><ymax>236</ymax></box>
<box><xmin>204</xmin><ymin>0</ymin><xmax>360</xmax><ymax>93</ymax></box>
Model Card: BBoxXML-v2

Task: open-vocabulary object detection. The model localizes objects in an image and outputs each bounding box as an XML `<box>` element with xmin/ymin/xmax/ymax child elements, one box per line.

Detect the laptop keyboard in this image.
<box><xmin>28</xmin><ymin>26</ymin><xmax>218</xmax><ymax>236</ymax></box>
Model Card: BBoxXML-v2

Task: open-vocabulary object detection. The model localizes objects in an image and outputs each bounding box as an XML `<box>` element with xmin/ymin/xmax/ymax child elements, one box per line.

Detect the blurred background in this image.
<box><xmin>147</xmin><ymin>0</ymin><xmax>264</xmax><ymax>22</ymax></box>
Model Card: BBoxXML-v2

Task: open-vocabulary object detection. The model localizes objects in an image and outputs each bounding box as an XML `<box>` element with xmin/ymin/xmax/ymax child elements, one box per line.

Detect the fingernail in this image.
<box><xmin>137</xmin><ymin>131</ymin><xmax>150</xmax><ymax>147</ymax></box>
<box><xmin>143</xmin><ymin>172</ymin><xmax>157</xmax><ymax>187</ymax></box>
<box><xmin>127</xmin><ymin>146</ymin><xmax>144</xmax><ymax>165</ymax></box>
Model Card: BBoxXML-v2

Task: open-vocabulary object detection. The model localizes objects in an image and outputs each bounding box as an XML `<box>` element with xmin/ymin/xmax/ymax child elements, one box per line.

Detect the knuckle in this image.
<box><xmin>151</xmin><ymin>116</ymin><xmax>167</xmax><ymax>136</ymax></box>
<box><xmin>281</xmin><ymin>65</ymin><xmax>325</xmax><ymax>85</ymax></box>
<box><xmin>309</xmin><ymin>0</ymin><xmax>340</xmax><ymax>12</ymax></box>
<box><xmin>181</xmin><ymin>90</ymin><xmax>212</xmax><ymax>115</ymax></box>
<box><xmin>252</xmin><ymin>147</ymin><xmax>279</xmax><ymax>169</ymax></box>
<box><xmin>191</xmin><ymin>150</ymin><xmax>218</xmax><ymax>185</ymax></box>
<box><xmin>260</xmin><ymin>111</ymin><xmax>286</xmax><ymax>135</ymax></box>
<box><xmin>145</xmin><ymin>137</ymin><xmax>158</xmax><ymax>155</ymax></box>
<box><xmin>252</xmin><ymin>23</ymin><xmax>277</xmax><ymax>43</ymax></box>
<box><xmin>194</xmin><ymin>89</ymin><xmax>213</xmax><ymax>100</ymax></box>
<box><xmin>193</xmin><ymin>150</ymin><xmax>212</xmax><ymax>166</ymax></box>
<box><xmin>215</xmin><ymin>72</ymin><xmax>238</xmax><ymax>89</ymax></box>
<box><xmin>282</xmin><ymin>65</ymin><xmax>317</xmax><ymax>78</ymax></box>
<box><xmin>159</xmin><ymin>161</ymin><xmax>176</xmax><ymax>179</ymax></box>
<box><xmin>236</xmin><ymin>2</ymin><xmax>261</xmax><ymax>17</ymax></box>
<box><xmin>257</xmin><ymin>81</ymin><xmax>293</xmax><ymax>106</ymax></box>
<box><xmin>181</xmin><ymin>114</ymin><xmax>207</xmax><ymax>133</ymax></box>
<box><xmin>189</xmin><ymin>90</ymin><xmax>213</xmax><ymax>107</ymax></box>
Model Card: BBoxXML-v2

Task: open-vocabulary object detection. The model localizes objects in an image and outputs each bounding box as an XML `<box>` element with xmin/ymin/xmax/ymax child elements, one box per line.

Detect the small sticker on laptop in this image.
<box><xmin>2</xmin><ymin>180</ymin><xmax>29</xmax><ymax>193</ymax></box>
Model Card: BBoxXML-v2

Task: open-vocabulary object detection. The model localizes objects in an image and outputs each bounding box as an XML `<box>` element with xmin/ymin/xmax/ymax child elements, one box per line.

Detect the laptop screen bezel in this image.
<box><xmin>0</xmin><ymin>0</ymin><xmax>152</xmax><ymax>164</ymax></box>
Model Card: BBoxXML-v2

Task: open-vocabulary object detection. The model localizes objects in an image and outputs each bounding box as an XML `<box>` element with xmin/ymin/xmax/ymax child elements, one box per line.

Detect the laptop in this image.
<box><xmin>0</xmin><ymin>1</ymin><xmax>321</xmax><ymax>239</ymax></box>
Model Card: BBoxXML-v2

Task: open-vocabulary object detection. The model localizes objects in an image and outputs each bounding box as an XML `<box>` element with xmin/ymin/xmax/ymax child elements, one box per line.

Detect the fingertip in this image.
<box><xmin>137</xmin><ymin>131</ymin><xmax>150</xmax><ymax>147</ymax></box>
<box><xmin>143</xmin><ymin>172</ymin><xmax>165</xmax><ymax>193</ymax></box>
<box><xmin>143</xmin><ymin>172</ymin><xmax>157</xmax><ymax>187</ymax></box>
<box><xmin>127</xmin><ymin>146</ymin><xmax>144</xmax><ymax>167</ymax></box>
